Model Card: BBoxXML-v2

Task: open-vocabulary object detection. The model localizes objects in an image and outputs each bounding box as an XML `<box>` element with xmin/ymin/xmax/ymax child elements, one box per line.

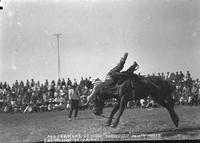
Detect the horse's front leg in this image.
<box><xmin>105</xmin><ymin>102</ymin><xmax>120</xmax><ymax>126</ymax></box>
<box><xmin>111</xmin><ymin>96</ymin><xmax>128</xmax><ymax>128</ymax></box>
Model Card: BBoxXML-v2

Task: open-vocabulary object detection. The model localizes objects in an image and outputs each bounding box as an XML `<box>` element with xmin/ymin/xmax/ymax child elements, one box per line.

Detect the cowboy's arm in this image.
<box><xmin>68</xmin><ymin>89</ymin><xmax>72</xmax><ymax>100</ymax></box>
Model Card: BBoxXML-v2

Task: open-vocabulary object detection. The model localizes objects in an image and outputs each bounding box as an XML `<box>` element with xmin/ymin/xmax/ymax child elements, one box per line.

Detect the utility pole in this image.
<box><xmin>53</xmin><ymin>33</ymin><xmax>62</xmax><ymax>79</ymax></box>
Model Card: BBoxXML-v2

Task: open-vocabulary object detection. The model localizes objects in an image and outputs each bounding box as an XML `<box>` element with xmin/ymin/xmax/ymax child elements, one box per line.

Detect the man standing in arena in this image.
<box><xmin>68</xmin><ymin>85</ymin><xmax>80</xmax><ymax>121</ymax></box>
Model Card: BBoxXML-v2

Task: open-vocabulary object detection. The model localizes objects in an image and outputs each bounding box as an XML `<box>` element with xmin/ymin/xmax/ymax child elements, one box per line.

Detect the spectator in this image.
<box><xmin>186</xmin><ymin>71</ymin><xmax>191</xmax><ymax>80</ymax></box>
<box><xmin>15</xmin><ymin>80</ymin><xmax>19</xmax><ymax>88</ymax></box>
<box><xmin>57</xmin><ymin>78</ymin><xmax>62</xmax><ymax>86</ymax></box>
<box><xmin>179</xmin><ymin>71</ymin><xmax>184</xmax><ymax>82</ymax></box>
<box><xmin>51</xmin><ymin>80</ymin><xmax>56</xmax><ymax>87</ymax></box>
<box><xmin>169</xmin><ymin>72</ymin><xmax>176</xmax><ymax>83</ymax></box>
<box><xmin>190</xmin><ymin>82</ymin><xmax>199</xmax><ymax>106</ymax></box>
<box><xmin>45</xmin><ymin>79</ymin><xmax>49</xmax><ymax>87</ymax></box>
<box><xmin>140</xmin><ymin>99</ymin><xmax>146</xmax><ymax>108</ymax></box>
<box><xmin>61</xmin><ymin>78</ymin><xmax>66</xmax><ymax>86</ymax></box>
<box><xmin>26</xmin><ymin>79</ymin><xmax>30</xmax><ymax>87</ymax></box>
<box><xmin>67</xmin><ymin>78</ymin><xmax>72</xmax><ymax>87</ymax></box>
<box><xmin>79</xmin><ymin>77</ymin><xmax>85</xmax><ymax>88</ymax></box>
<box><xmin>73</xmin><ymin>78</ymin><xmax>78</xmax><ymax>87</ymax></box>
<box><xmin>88</xmin><ymin>77</ymin><xmax>92</xmax><ymax>82</ymax></box>
<box><xmin>31</xmin><ymin>79</ymin><xmax>35</xmax><ymax>87</ymax></box>
<box><xmin>85</xmin><ymin>78</ymin><xmax>93</xmax><ymax>89</ymax></box>
<box><xmin>161</xmin><ymin>73</ymin><xmax>165</xmax><ymax>80</ymax></box>
<box><xmin>36</xmin><ymin>81</ymin><xmax>40</xmax><ymax>88</ymax></box>
<box><xmin>166</xmin><ymin>72</ymin><xmax>170</xmax><ymax>80</ymax></box>
<box><xmin>175</xmin><ymin>72</ymin><xmax>179</xmax><ymax>82</ymax></box>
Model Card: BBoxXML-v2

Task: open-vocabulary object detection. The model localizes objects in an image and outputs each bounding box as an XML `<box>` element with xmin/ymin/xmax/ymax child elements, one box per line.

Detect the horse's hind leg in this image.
<box><xmin>152</xmin><ymin>94</ymin><xmax>179</xmax><ymax>127</ymax></box>
<box><xmin>105</xmin><ymin>103</ymin><xmax>120</xmax><ymax>126</ymax></box>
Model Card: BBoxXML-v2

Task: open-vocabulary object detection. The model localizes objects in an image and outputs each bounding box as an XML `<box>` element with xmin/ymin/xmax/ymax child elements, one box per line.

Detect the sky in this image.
<box><xmin>0</xmin><ymin>0</ymin><xmax>200</xmax><ymax>84</ymax></box>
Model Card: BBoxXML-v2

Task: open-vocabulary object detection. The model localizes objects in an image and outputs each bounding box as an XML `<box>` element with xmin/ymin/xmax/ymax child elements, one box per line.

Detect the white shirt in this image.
<box><xmin>68</xmin><ymin>88</ymin><xmax>80</xmax><ymax>100</ymax></box>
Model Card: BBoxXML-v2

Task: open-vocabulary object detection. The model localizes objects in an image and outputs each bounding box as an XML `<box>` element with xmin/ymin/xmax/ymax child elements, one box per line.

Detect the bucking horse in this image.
<box><xmin>86</xmin><ymin>75</ymin><xmax>179</xmax><ymax>128</ymax></box>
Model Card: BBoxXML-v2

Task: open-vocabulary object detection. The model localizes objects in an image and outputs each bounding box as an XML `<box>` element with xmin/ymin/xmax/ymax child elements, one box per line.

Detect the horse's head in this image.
<box><xmin>85</xmin><ymin>82</ymin><xmax>105</xmax><ymax>116</ymax></box>
<box><xmin>92</xmin><ymin>94</ymin><xmax>105</xmax><ymax>116</ymax></box>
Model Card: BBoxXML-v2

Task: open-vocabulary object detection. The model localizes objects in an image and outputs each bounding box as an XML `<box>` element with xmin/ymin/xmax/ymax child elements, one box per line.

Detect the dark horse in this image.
<box><xmin>86</xmin><ymin>75</ymin><xmax>179</xmax><ymax>128</ymax></box>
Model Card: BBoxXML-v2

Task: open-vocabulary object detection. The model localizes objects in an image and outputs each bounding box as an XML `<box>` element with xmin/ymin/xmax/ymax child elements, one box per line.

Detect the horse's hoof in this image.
<box><xmin>174</xmin><ymin>114</ymin><xmax>179</xmax><ymax>127</ymax></box>
<box><xmin>105</xmin><ymin>120</ymin><xmax>111</xmax><ymax>126</ymax></box>
<box><xmin>110</xmin><ymin>124</ymin><xmax>116</xmax><ymax>128</ymax></box>
<box><xmin>110</xmin><ymin>123</ymin><xmax>118</xmax><ymax>128</ymax></box>
<box><xmin>175</xmin><ymin>119</ymin><xmax>179</xmax><ymax>127</ymax></box>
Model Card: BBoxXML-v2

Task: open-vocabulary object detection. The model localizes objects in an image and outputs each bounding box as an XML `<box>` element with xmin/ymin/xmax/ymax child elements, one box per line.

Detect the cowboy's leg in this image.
<box><xmin>194</xmin><ymin>95</ymin><xmax>198</xmax><ymax>106</ymax></box>
<box><xmin>107</xmin><ymin>53</ymin><xmax>128</xmax><ymax>77</ymax></box>
<box><xmin>107</xmin><ymin>61</ymin><xmax>125</xmax><ymax>75</ymax></box>
<box><xmin>68</xmin><ymin>100</ymin><xmax>74</xmax><ymax>118</ymax></box>
<box><xmin>74</xmin><ymin>100</ymin><xmax>79</xmax><ymax>118</ymax></box>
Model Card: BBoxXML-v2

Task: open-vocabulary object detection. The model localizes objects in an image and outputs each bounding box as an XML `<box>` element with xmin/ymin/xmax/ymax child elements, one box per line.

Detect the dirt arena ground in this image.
<box><xmin>0</xmin><ymin>105</ymin><xmax>200</xmax><ymax>142</ymax></box>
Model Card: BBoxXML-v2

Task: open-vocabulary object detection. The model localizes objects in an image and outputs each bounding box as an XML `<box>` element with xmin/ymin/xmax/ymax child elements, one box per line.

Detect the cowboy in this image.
<box><xmin>86</xmin><ymin>52</ymin><xmax>139</xmax><ymax>104</ymax></box>
<box><xmin>105</xmin><ymin>53</ymin><xmax>139</xmax><ymax>86</ymax></box>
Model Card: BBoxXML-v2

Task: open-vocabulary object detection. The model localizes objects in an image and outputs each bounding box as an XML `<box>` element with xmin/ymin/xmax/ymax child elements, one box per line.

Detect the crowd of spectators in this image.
<box><xmin>0</xmin><ymin>70</ymin><xmax>199</xmax><ymax>113</ymax></box>
<box><xmin>0</xmin><ymin>77</ymin><xmax>93</xmax><ymax>113</ymax></box>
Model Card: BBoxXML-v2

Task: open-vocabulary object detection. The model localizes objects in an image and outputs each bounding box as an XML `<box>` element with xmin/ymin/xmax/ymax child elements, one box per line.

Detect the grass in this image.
<box><xmin>0</xmin><ymin>106</ymin><xmax>200</xmax><ymax>142</ymax></box>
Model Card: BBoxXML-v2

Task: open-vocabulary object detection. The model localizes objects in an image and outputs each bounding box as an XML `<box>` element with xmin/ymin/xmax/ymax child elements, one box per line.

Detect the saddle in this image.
<box><xmin>101</xmin><ymin>83</ymin><xmax>120</xmax><ymax>95</ymax></box>
<box><xmin>102</xmin><ymin>73</ymin><xmax>140</xmax><ymax>94</ymax></box>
